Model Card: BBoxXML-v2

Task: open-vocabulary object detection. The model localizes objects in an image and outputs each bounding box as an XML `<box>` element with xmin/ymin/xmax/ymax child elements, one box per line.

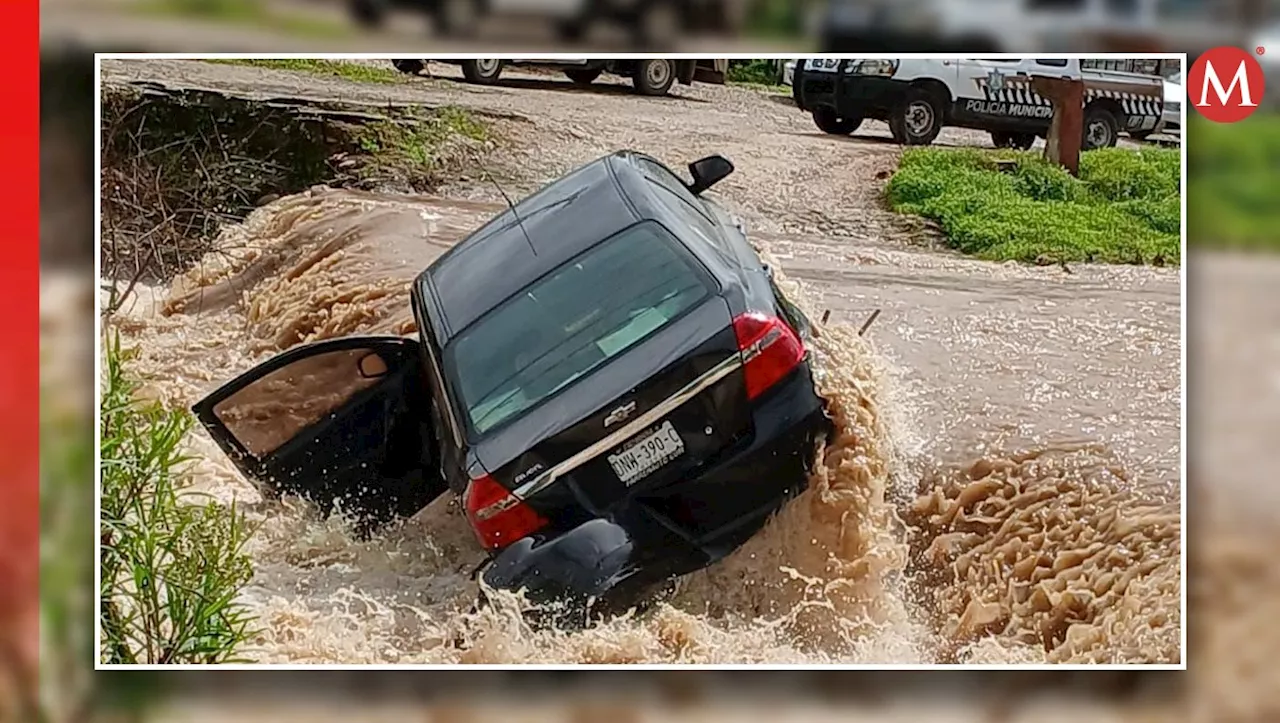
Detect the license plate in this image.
<box><xmin>608</xmin><ymin>421</ymin><xmax>684</xmax><ymax>486</ymax></box>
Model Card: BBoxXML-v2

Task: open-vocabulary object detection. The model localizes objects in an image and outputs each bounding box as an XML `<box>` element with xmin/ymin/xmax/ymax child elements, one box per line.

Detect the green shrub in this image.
<box><xmin>727</xmin><ymin>59</ymin><xmax>779</xmax><ymax>86</ymax></box>
<box><xmin>1011</xmin><ymin>156</ymin><xmax>1084</xmax><ymax>203</ymax></box>
<box><xmin>1079</xmin><ymin>148</ymin><xmax>1180</xmax><ymax>202</ymax></box>
<box><xmin>886</xmin><ymin>146</ymin><xmax>1181</xmax><ymax>265</ymax></box>
<box><xmin>99</xmin><ymin>332</ymin><xmax>258</xmax><ymax>665</ymax></box>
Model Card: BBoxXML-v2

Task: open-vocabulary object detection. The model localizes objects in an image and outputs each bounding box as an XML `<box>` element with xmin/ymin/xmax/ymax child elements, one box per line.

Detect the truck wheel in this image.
<box><xmin>812</xmin><ymin>106</ymin><xmax>862</xmax><ymax>135</ymax></box>
<box><xmin>890</xmin><ymin>88</ymin><xmax>944</xmax><ymax>146</ymax></box>
<box><xmin>349</xmin><ymin>0</ymin><xmax>386</xmax><ymax>27</ymax></box>
<box><xmin>461</xmin><ymin>59</ymin><xmax>503</xmax><ymax>84</ymax></box>
<box><xmin>1082</xmin><ymin>106</ymin><xmax>1119</xmax><ymax>150</ymax></box>
<box><xmin>391</xmin><ymin>60</ymin><xmax>425</xmax><ymax>75</ymax></box>
<box><xmin>631</xmin><ymin>59</ymin><xmax>676</xmax><ymax>96</ymax></box>
<box><xmin>564</xmin><ymin>67</ymin><xmax>603</xmax><ymax>85</ymax></box>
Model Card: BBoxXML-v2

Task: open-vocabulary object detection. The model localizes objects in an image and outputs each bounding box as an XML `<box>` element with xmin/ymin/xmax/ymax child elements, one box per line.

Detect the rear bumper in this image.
<box><xmin>480</xmin><ymin>361</ymin><xmax>833</xmax><ymax>608</ymax></box>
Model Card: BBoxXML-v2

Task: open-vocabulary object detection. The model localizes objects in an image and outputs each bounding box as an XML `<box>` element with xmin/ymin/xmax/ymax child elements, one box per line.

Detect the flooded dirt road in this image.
<box><xmin>99</xmin><ymin>59</ymin><xmax>1183</xmax><ymax>665</ymax></box>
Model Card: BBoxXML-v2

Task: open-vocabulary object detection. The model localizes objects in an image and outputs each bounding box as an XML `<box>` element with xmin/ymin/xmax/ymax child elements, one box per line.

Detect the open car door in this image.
<box><xmin>192</xmin><ymin>336</ymin><xmax>446</xmax><ymax>533</ymax></box>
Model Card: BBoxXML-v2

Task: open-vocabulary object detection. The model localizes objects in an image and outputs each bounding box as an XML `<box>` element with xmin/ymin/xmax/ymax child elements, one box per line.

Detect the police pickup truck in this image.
<box><xmin>792</xmin><ymin>58</ymin><xmax>1164</xmax><ymax>150</ymax></box>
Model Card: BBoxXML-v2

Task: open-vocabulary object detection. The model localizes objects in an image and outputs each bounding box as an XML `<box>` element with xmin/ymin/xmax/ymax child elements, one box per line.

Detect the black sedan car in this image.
<box><xmin>192</xmin><ymin>151</ymin><xmax>833</xmax><ymax>619</ymax></box>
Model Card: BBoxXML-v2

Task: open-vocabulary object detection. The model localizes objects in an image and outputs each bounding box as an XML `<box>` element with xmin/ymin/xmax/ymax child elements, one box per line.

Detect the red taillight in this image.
<box><xmin>732</xmin><ymin>311</ymin><xmax>806</xmax><ymax>400</ymax></box>
<box><xmin>463</xmin><ymin>474</ymin><xmax>548</xmax><ymax>551</ymax></box>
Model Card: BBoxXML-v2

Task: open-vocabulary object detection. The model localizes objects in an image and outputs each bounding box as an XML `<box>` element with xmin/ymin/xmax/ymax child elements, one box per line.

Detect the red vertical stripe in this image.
<box><xmin>0</xmin><ymin>0</ymin><xmax>41</xmax><ymax>687</ymax></box>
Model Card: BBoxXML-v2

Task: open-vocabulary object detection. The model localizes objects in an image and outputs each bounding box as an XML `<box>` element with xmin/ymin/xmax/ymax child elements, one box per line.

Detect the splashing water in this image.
<box><xmin>103</xmin><ymin>187</ymin><xmax>1181</xmax><ymax>664</ymax></box>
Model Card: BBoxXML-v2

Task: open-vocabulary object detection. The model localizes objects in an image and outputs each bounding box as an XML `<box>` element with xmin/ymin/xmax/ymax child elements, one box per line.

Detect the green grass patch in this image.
<box><xmin>886</xmin><ymin>147</ymin><xmax>1182</xmax><ymax>266</ymax></box>
<box><xmin>206</xmin><ymin>58</ymin><xmax>404</xmax><ymax>85</ymax></box>
<box><xmin>1188</xmin><ymin>112</ymin><xmax>1280</xmax><ymax>251</ymax></box>
<box><xmin>349</xmin><ymin>105</ymin><xmax>489</xmax><ymax>183</ymax></box>
<box><xmin>133</xmin><ymin>0</ymin><xmax>350</xmax><ymax>38</ymax></box>
<box><xmin>98</xmin><ymin>332</ymin><xmax>258</xmax><ymax>665</ymax></box>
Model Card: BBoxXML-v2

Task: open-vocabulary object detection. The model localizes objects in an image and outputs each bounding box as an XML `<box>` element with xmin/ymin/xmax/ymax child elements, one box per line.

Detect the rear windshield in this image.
<box><xmin>445</xmin><ymin>221</ymin><xmax>713</xmax><ymax>438</ymax></box>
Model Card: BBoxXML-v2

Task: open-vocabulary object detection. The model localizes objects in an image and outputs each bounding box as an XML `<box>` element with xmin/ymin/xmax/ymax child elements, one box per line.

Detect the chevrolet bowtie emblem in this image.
<box><xmin>604</xmin><ymin>401</ymin><xmax>637</xmax><ymax>428</ymax></box>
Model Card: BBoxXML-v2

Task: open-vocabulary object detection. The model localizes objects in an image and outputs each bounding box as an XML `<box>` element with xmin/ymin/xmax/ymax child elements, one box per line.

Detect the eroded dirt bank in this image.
<box><xmin>99</xmin><ymin>59</ymin><xmax>1183</xmax><ymax>666</ymax></box>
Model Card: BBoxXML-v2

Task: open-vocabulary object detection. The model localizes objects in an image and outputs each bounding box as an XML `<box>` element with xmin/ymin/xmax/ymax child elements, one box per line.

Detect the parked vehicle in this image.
<box><xmin>791</xmin><ymin>57</ymin><xmax>1165</xmax><ymax>149</ymax></box>
<box><xmin>192</xmin><ymin>151</ymin><xmax>832</xmax><ymax>623</ymax></box>
<box><xmin>1134</xmin><ymin>70</ymin><xmax>1182</xmax><ymax>140</ymax></box>
<box><xmin>393</xmin><ymin>59</ymin><xmax>727</xmax><ymax>97</ymax></box>
<box><xmin>816</xmin><ymin>0</ymin><xmax>1249</xmax><ymax>55</ymax></box>
<box><xmin>350</xmin><ymin>0</ymin><xmax>747</xmax><ymax>46</ymax></box>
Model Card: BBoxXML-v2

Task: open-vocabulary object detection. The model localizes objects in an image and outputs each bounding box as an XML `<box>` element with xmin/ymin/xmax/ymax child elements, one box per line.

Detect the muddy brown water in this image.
<box><xmin>102</xmin><ymin>184</ymin><xmax>1182</xmax><ymax>665</ymax></box>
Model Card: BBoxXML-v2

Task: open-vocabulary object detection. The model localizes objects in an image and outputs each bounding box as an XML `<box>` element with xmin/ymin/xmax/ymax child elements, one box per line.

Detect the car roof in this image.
<box><xmin>417</xmin><ymin>152</ymin><xmax>697</xmax><ymax>340</ymax></box>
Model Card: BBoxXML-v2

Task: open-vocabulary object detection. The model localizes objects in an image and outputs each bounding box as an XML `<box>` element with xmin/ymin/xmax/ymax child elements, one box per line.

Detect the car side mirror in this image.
<box><xmin>686</xmin><ymin>155</ymin><xmax>735</xmax><ymax>195</ymax></box>
<box><xmin>356</xmin><ymin>352</ymin><xmax>390</xmax><ymax>379</ymax></box>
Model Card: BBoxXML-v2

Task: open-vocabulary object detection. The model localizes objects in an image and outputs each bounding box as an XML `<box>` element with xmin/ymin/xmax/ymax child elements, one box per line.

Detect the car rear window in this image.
<box><xmin>445</xmin><ymin>220</ymin><xmax>713</xmax><ymax>437</ymax></box>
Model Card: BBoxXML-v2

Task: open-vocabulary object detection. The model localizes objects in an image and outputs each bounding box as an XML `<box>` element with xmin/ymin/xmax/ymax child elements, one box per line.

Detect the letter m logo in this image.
<box><xmin>1197</xmin><ymin>59</ymin><xmax>1257</xmax><ymax>108</ymax></box>
<box><xmin>1189</xmin><ymin>47</ymin><xmax>1267</xmax><ymax>123</ymax></box>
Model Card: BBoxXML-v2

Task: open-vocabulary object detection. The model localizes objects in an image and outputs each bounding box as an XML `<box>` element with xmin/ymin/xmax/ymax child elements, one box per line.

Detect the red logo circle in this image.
<box><xmin>1188</xmin><ymin>46</ymin><xmax>1266</xmax><ymax>123</ymax></box>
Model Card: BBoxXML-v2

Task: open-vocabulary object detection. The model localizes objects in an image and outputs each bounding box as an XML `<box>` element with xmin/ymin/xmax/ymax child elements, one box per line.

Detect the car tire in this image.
<box><xmin>631</xmin><ymin>59</ymin><xmax>676</xmax><ymax>96</ymax></box>
<box><xmin>391</xmin><ymin>59</ymin><xmax>425</xmax><ymax>75</ymax></box>
<box><xmin>349</xmin><ymin>0</ymin><xmax>386</xmax><ymax>27</ymax></box>
<box><xmin>890</xmin><ymin>88</ymin><xmax>944</xmax><ymax>146</ymax></box>
<box><xmin>461</xmin><ymin>59</ymin><xmax>504</xmax><ymax>84</ymax></box>
<box><xmin>564</xmin><ymin>67</ymin><xmax>603</xmax><ymax>85</ymax></box>
<box><xmin>812</xmin><ymin>106</ymin><xmax>862</xmax><ymax>135</ymax></box>
<box><xmin>1082</xmin><ymin>105</ymin><xmax>1119</xmax><ymax>150</ymax></box>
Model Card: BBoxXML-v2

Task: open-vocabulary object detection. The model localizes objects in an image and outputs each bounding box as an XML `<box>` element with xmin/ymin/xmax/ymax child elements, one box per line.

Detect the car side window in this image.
<box><xmin>636</xmin><ymin>158</ymin><xmax>711</xmax><ymax>219</ymax></box>
<box><xmin>212</xmin><ymin>348</ymin><xmax>387</xmax><ymax>458</ymax></box>
<box><xmin>634</xmin><ymin>158</ymin><xmax>733</xmax><ymax>257</ymax></box>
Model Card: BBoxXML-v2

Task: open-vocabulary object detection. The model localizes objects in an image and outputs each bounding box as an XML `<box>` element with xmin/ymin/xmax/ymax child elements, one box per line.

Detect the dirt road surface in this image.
<box><xmin>99</xmin><ymin>59</ymin><xmax>1186</xmax><ymax>668</ymax></box>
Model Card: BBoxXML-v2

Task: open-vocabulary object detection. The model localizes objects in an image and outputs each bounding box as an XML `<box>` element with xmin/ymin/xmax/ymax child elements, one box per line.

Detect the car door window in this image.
<box><xmin>634</xmin><ymin>157</ymin><xmax>733</xmax><ymax>257</ymax></box>
<box><xmin>635</xmin><ymin>158</ymin><xmax>712</xmax><ymax>220</ymax></box>
<box><xmin>212</xmin><ymin>347</ymin><xmax>386</xmax><ymax>457</ymax></box>
<box><xmin>193</xmin><ymin>336</ymin><xmax>447</xmax><ymax>530</ymax></box>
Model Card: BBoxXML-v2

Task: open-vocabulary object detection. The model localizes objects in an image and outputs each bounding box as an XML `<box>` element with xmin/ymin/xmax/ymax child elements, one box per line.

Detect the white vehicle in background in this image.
<box><xmin>814</xmin><ymin>0</ymin><xmax>1248</xmax><ymax>54</ymax></box>
<box><xmin>791</xmin><ymin>57</ymin><xmax>1165</xmax><ymax>149</ymax></box>
<box><xmin>783</xmin><ymin>60</ymin><xmax>797</xmax><ymax>86</ymax></box>
<box><xmin>392</xmin><ymin>59</ymin><xmax>727</xmax><ymax>97</ymax></box>
<box><xmin>1140</xmin><ymin>70</ymin><xmax>1182</xmax><ymax>140</ymax></box>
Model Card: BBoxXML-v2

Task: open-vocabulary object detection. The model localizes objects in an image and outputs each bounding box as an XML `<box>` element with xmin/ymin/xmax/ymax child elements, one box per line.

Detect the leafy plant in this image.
<box><xmin>727</xmin><ymin>59</ymin><xmax>780</xmax><ymax>86</ymax></box>
<box><xmin>98</xmin><ymin>332</ymin><xmax>257</xmax><ymax>665</ymax></box>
